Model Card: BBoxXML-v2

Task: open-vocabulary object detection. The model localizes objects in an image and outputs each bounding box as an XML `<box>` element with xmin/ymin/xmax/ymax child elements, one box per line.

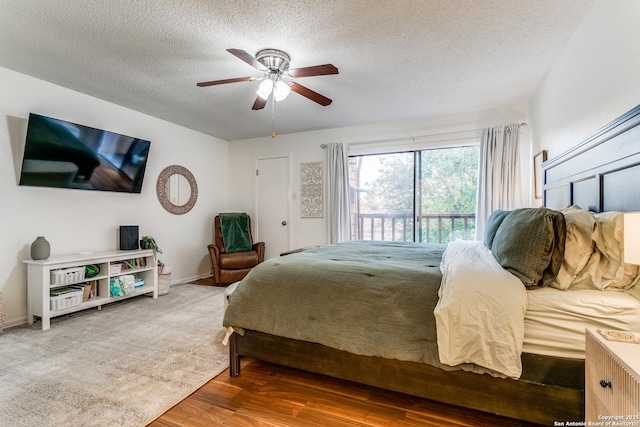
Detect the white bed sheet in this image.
<box><xmin>436</xmin><ymin>240</ymin><xmax>527</xmax><ymax>378</ymax></box>
<box><xmin>523</xmin><ymin>287</ymin><xmax>640</xmax><ymax>359</ymax></box>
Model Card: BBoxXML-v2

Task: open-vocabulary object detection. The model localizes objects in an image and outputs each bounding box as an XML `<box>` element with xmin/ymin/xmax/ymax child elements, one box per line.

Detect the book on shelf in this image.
<box><xmin>50</xmin><ymin>287</ymin><xmax>83</xmax><ymax>297</ymax></box>
<box><xmin>113</xmin><ymin>257</ymin><xmax>147</xmax><ymax>271</ymax></box>
<box><xmin>69</xmin><ymin>282</ymin><xmax>93</xmax><ymax>301</ymax></box>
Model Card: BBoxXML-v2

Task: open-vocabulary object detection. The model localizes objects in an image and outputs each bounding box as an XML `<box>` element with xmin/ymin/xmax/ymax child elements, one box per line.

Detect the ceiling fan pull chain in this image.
<box><xmin>272</xmin><ymin>95</ymin><xmax>276</xmax><ymax>139</ymax></box>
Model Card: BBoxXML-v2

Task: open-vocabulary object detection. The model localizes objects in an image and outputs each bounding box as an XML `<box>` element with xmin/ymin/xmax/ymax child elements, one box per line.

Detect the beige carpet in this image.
<box><xmin>0</xmin><ymin>284</ymin><xmax>228</xmax><ymax>427</ymax></box>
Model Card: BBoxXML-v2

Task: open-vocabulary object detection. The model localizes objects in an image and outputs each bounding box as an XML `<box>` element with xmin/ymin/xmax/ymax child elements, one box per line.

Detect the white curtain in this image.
<box><xmin>326</xmin><ymin>143</ymin><xmax>350</xmax><ymax>243</ymax></box>
<box><xmin>475</xmin><ymin>124</ymin><xmax>521</xmax><ymax>240</ymax></box>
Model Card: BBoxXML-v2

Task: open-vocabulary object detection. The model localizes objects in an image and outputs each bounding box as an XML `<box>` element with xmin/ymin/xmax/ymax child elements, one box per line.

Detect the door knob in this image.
<box><xmin>281</xmin><ymin>221</ymin><xmax>287</xmax><ymax>226</ymax></box>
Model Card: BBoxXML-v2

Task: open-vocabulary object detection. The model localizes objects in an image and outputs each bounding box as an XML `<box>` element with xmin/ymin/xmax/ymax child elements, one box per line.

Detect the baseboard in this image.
<box><xmin>178</xmin><ymin>273</ymin><xmax>212</xmax><ymax>285</ymax></box>
<box><xmin>3</xmin><ymin>315</ymin><xmax>28</xmax><ymax>330</ymax></box>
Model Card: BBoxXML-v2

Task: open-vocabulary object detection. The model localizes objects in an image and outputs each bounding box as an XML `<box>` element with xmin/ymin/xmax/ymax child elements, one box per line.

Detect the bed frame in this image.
<box><xmin>228</xmin><ymin>104</ymin><xmax>640</xmax><ymax>425</ymax></box>
<box><xmin>544</xmin><ymin>104</ymin><xmax>640</xmax><ymax>212</ymax></box>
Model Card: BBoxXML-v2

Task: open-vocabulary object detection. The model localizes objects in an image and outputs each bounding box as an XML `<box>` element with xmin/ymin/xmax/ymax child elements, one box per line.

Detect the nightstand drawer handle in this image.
<box><xmin>600</xmin><ymin>380</ymin><xmax>612</xmax><ymax>388</ymax></box>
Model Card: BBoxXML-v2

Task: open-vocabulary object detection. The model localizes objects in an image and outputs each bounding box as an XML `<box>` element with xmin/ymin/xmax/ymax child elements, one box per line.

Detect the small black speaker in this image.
<box><xmin>119</xmin><ymin>226</ymin><xmax>139</xmax><ymax>250</ymax></box>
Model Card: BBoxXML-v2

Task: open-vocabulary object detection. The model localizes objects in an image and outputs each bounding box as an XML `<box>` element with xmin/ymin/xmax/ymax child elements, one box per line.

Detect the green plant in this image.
<box><xmin>140</xmin><ymin>236</ymin><xmax>164</xmax><ymax>267</ymax></box>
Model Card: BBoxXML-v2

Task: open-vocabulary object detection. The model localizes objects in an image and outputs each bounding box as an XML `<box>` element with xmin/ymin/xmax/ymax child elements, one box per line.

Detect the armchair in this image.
<box><xmin>208</xmin><ymin>214</ymin><xmax>265</xmax><ymax>285</ymax></box>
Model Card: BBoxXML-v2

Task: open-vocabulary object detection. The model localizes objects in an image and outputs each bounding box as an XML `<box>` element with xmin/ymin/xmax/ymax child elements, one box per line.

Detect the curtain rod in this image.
<box><xmin>320</xmin><ymin>122</ymin><xmax>528</xmax><ymax>148</ymax></box>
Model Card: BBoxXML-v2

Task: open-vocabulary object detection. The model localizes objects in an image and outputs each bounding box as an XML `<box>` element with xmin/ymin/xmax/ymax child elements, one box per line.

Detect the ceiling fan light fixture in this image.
<box><xmin>256</xmin><ymin>49</ymin><xmax>290</xmax><ymax>72</ymax></box>
<box><xmin>273</xmin><ymin>80</ymin><xmax>291</xmax><ymax>102</ymax></box>
<box><xmin>256</xmin><ymin>78</ymin><xmax>273</xmax><ymax>99</ymax></box>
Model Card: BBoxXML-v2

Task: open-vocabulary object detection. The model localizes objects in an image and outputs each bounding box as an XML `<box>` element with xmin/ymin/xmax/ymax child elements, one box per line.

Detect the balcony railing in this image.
<box><xmin>353</xmin><ymin>213</ymin><xmax>476</xmax><ymax>244</ymax></box>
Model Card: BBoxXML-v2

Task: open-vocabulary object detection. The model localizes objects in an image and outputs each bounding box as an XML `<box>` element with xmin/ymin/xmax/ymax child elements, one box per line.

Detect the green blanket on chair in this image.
<box><xmin>220</xmin><ymin>213</ymin><xmax>252</xmax><ymax>253</ymax></box>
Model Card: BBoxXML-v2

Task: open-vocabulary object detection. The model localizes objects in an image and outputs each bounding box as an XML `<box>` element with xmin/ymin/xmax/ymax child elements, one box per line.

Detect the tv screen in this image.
<box><xmin>19</xmin><ymin>113</ymin><xmax>151</xmax><ymax>193</ymax></box>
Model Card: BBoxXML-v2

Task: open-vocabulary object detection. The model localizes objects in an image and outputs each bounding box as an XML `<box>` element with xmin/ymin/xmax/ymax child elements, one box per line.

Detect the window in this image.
<box><xmin>348</xmin><ymin>145</ymin><xmax>479</xmax><ymax>243</ymax></box>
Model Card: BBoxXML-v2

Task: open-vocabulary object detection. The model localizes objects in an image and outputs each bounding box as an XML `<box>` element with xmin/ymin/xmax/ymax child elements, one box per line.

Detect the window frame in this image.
<box><xmin>348</xmin><ymin>140</ymin><xmax>480</xmax><ymax>243</ymax></box>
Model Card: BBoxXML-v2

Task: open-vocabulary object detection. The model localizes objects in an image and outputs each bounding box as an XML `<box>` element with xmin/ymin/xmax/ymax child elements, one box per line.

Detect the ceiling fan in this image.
<box><xmin>197</xmin><ymin>48</ymin><xmax>339</xmax><ymax>110</ymax></box>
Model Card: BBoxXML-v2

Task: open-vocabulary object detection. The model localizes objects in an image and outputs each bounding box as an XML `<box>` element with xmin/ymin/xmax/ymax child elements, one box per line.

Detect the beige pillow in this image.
<box><xmin>569</xmin><ymin>249</ymin><xmax>604</xmax><ymax>290</ymax></box>
<box><xmin>573</xmin><ymin>211</ymin><xmax>640</xmax><ymax>290</ymax></box>
<box><xmin>595</xmin><ymin>212</ymin><xmax>640</xmax><ymax>290</ymax></box>
<box><xmin>551</xmin><ymin>206</ymin><xmax>597</xmax><ymax>290</ymax></box>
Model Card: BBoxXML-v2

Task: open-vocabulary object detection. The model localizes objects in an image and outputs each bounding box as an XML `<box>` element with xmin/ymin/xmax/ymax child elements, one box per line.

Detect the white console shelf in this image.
<box><xmin>24</xmin><ymin>249</ymin><xmax>158</xmax><ymax>330</ymax></box>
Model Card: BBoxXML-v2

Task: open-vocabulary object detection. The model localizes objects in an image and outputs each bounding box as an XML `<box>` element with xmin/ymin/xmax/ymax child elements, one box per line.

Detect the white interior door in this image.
<box><xmin>256</xmin><ymin>156</ymin><xmax>290</xmax><ymax>260</ymax></box>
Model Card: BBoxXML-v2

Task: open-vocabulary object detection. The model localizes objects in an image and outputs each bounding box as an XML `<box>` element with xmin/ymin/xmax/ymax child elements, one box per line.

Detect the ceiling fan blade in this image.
<box><xmin>252</xmin><ymin>96</ymin><xmax>268</xmax><ymax>110</ymax></box>
<box><xmin>227</xmin><ymin>48</ymin><xmax>267</xmax><ymax>71</ymax></box>
<box><xmin>196</xmin><ymin>77</ymin><xmax>254</xmax><ymax>87</ymax></box>
<box><xmin>287</xmin><ymin>64</ymin><xmax>339</xmax><ymax>78</ymax></box>
<box><xmin>289</xmin><ymin>83</ymin><xmax>333</xmax><ymax>106</ymax></box>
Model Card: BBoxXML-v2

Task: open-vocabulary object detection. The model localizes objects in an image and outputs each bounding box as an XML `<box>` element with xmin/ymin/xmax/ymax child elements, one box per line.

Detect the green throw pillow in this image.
<box><xmin>484</xmin><ymin>209</ymin><xmax>510</xmax><ymax>249</ymax></box>
<box><xmin>491</xmin><ymin>208</ymin><xmax>566</xmax><ymax>288</ymax></box>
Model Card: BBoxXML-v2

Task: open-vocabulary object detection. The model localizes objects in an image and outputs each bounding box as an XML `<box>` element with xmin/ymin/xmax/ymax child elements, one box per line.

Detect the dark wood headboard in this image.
<box><xmin>543</xmin><ymin>104</ymin><xmax>640</xmax><ymax>212</ymax></box>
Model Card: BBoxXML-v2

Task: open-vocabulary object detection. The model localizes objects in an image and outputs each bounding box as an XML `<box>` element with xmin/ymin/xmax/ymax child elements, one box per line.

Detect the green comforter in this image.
<box><xmin>223</xmin><ymin>240</ymin><xmax>447</xmax><ymax>366</ymax></box>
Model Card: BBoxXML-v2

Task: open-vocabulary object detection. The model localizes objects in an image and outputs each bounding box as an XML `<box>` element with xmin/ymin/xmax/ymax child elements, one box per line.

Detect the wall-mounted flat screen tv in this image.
<box><xmin>19</xmin><ymin>113</ymin><xmax>151</xmax><ymax>193</ymax></box>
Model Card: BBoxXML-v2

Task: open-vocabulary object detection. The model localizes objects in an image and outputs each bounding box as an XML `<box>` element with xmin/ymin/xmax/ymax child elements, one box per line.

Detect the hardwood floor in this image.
<box><xmin>149</xmin><ymin>356</ymin><xmax>545</xmax><ymax>427</ymax></box>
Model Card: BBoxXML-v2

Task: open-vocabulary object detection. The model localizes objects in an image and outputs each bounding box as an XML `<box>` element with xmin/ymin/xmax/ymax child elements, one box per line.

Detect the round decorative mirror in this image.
<box><xmin>156</xmin><ymin>165</ymin><xmax>198</xmax><ymax>214</ymax></box>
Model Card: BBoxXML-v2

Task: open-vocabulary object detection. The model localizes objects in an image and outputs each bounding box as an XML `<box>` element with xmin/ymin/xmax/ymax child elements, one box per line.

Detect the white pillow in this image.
<box><xmin>551</xmin><ymin>206</ymin><xmax>597</xmax><ymax>290</ymax></box>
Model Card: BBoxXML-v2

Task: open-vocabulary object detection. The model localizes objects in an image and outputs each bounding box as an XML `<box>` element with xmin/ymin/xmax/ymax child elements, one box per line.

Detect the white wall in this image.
<box><xmin>228</xmin><ymin>104</ymin><xmax>530</xmax><ymax>251</ymax></box>
<box><xmin>530</xmin><ymin>0</ymin><xmax>640</xmax><ymax>159</ymax></box>
<box><xmin>0</xmin><ymin>67</ymin><xmax>228</xmax><ymax>327</ymax></box>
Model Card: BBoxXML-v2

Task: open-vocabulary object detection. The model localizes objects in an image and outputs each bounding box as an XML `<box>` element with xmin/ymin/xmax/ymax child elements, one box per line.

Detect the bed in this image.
<box><xmin>223</xmin><ymin>104</ymin><xmax>640</xmax><ymax>425</ymax></box>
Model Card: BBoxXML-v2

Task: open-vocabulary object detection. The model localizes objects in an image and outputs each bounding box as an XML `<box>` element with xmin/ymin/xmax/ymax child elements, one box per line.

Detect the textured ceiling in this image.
<box><xmin>0</xmin><ymin>0</ymin><xmax>594</xmax><ymax>141</ymax></box>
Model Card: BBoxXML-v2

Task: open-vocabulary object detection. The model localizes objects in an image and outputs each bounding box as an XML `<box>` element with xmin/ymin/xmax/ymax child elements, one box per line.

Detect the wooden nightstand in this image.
<box><xmin>585</xmin><ymin>328</ymin><xmax>640</xmax><ymax>422</ymax></box>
